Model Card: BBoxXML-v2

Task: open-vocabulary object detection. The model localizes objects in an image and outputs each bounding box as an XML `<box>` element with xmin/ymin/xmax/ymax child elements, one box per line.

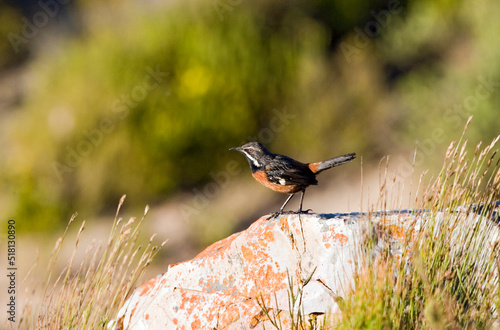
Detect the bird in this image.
<box><xmin>230</xmin><ymin>142</ymin><xmax>356</xmax><ymax>214</ymax></box>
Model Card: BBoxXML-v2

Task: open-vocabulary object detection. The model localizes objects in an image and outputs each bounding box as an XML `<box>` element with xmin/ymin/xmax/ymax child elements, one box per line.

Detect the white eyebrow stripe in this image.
<box><xmin>242</xmin><ymin>151</ymin><xmax>261</xmax><ymax>167</ymax></box>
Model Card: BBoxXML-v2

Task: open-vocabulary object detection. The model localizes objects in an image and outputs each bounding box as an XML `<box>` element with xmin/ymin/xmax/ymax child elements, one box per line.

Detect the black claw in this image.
<box><xmin>267</xmin><ymin>208</ymin><xmax>311</xmax><ymax>220</ymax></box>
<box><xmin>267</xmin><ymin>211</ymin><xmax>282</xmax><ymax>220</ymax></box>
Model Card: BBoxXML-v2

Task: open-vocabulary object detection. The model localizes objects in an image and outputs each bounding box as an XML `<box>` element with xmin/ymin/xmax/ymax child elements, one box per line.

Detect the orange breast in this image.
<box><xmin>252</xmin><ymin>170</ymin><xmax>302</xmax><ymax>194</ymax></box>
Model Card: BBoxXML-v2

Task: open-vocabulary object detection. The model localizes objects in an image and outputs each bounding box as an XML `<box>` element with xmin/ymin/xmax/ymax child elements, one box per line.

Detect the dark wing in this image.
<box><xmin>265</xmin><ymin>155</ymin><xmax>318</xmax><ymax>186</ymax></box>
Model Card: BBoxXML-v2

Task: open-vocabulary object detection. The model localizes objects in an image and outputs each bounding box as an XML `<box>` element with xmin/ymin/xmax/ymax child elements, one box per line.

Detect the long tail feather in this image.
<box><xmin>309</xmin><ymin>153</ymin><xmax>356</xmax><ymax>174</ymax></box>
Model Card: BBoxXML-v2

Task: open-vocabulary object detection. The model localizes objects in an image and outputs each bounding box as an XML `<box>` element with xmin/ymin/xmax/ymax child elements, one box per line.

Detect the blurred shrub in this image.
<box><xmin>2</xmin><ymin>0</ymin><xmax>499</xmax><ymax>233</ymax></box>
<box><xmin>3</xmin><ymin>1</ymin><xmax>309</xmax><ymax>230</ymax></box>
<box><xmin>379</xmin><ymin>0</ymin><xmax>500</xmax><ymax>153</ymax></box>
<box><xmin>0</xmin><ymin>3</ymin><xmax>26</xmax><ymax>68</ymax></box>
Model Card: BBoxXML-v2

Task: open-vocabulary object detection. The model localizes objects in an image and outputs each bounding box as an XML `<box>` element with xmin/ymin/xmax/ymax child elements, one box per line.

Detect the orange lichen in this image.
<box><xmin>323</xmin><ymin>230</ymin><xmax>348</xmax><ymax>247</ymax></box>
<box><xmin>239</xmin><ymin>224</ymin><xmax>288</xmax><ymax>296</ymax></box>
<box><xmin>386</xmin><ymin>224</ymin><xmax>406</xmax><ymax>242</ymax></box>
<box><xmin>333</xmin><ymin>232</ymin><xmax>348</xmax><ymax>246</ymax></box>
<box><xmin>138</xmin><ymin>276</ymin><xmax>163</xmax><ymax>296</ymax></box>
<box><xmin>190</xmin><ymin>318</ymin><xmax>201</xmax><ymax>329</ymax></box>
<box><xmin>241</xmin><ymin>245</ymin><xmax>255</xmax><ymax>263</ymax></box>
<box><xmin>278</xmin><ymin>216</ymin><xmax>290</xmax><ymax>232</ymax></box>
<box><xmin>218</xmin><ymin>304</ymin><xmax>240</xmax><ymax>326</ymax></box>
<box><xmin>194</xmin><ymin>232</ymin><xmax>240</xmax><ymax>260</ymax></box>
<box><xmin>260</xmin><ymin>229</ymin><xmax>275</xmax><ymax>245</ymax></box>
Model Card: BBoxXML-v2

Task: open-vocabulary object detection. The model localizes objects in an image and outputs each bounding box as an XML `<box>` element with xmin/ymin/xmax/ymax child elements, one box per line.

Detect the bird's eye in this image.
<box><xmin>248</xmin><ymin>148</ymin><xmax>254</xmax><ymax>153</ymax></box>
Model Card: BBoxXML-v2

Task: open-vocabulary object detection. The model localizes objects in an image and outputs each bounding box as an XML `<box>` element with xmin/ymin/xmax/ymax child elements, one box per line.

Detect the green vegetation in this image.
<box><xmin>3</xmin><ymin>2</ymin><xmax>303</xmax><ymax>230</ymax></box>
<box><xmin>1</xmin><ymin>0</ymin><xmax>499</xmax><ymax>237</ymax></box>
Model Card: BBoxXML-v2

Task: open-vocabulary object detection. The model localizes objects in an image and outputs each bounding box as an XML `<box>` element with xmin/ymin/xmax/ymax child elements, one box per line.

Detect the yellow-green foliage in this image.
<box><xmin>2</xmin><ymin>0</ymin><xmax>500</xmax><ymax>232</ymax></box>
<box><xmin>380</xmin><ymin>0</ymin><xmax>500</xmax><ymax>147</ymax></box>
<box><xmin>4</xmin><ymin>2</ymin><xmax>303</xmax><ymax>230</ymax></box>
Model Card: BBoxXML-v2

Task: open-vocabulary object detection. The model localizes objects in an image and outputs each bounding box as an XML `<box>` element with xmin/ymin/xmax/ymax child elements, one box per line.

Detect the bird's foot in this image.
<box><xmin>266</xmin><ymin>212</ymin><xmax>281</xmax><ymax>220</ymax></box>
<box><xmin>267</xmin><ymin>209</ymin><xmax>309</xmax><ymax>220</ymax></box>
<box><xmin>267</xmin><ymin>210</ymin><xmax>296</xmax><ymax>220</ymax></box>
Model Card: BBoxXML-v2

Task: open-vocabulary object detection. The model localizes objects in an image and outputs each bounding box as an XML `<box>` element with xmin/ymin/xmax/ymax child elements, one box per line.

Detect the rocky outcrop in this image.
<box><xmin>111</xmin><ymin>209</ymin><xmax>499</xmax><ymax>329</ymax></box>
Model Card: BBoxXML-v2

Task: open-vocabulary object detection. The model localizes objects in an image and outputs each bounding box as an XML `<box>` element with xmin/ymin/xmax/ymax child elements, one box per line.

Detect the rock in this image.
<box><xmin>110</xmin><ymin>210</ymin><xmax>499</xmax><ymax>329</ymax></box>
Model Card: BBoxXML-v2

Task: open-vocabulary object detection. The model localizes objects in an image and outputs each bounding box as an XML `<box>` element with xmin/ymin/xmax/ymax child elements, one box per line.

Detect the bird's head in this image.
<box><xmin>230</xmin><ymin>142</ymin><xmax>270</xmax><ymax>169</ymax></box>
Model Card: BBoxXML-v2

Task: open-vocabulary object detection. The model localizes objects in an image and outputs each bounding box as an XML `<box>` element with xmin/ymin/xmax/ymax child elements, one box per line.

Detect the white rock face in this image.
<box><xmin>111</xmin><ymin>210</ymin><xmax>499</xmax><ymax>329</ymax></box>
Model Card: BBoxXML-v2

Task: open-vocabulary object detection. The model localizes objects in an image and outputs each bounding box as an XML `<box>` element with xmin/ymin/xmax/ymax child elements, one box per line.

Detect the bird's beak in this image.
<box><xmin>229</xmin><ymin>147</ymin><xmax>241</xmax><ymax>152</ymax></box>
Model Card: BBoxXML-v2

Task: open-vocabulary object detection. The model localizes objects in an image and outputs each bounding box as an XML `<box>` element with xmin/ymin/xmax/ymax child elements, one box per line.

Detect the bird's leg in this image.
<box><xmin>268</xmin><ymin>194</ymin><xmax>295</xmax><ymax>219</ymax></box>
<box><xmin>297</xmin><ymin>190</ymin><xmax>305</xmax><ymax>213</ymax></box>
<box><xmin>297</xmin><ymin>190</ymin><xmax>312</xmax><ymax>213</ymax></box>
<box><xmin>279</xmin><ymin>193</ymin><xmax>295</xmax><ymax>213</ymax></box>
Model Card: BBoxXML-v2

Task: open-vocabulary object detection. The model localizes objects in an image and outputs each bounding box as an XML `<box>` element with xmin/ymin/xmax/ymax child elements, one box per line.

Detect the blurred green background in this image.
<box><xmin>0</xmin><ymin>0</ymin><xmax>499</xmax><ymax>257</ymax></box>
